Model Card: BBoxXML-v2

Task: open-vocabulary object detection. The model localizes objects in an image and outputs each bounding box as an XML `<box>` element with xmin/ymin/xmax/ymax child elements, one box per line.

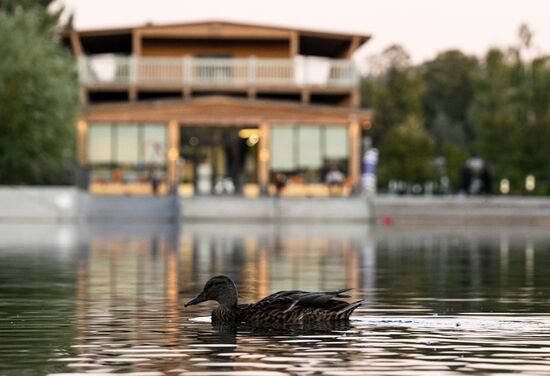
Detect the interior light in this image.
<box><xmin>247</xmin><ymin>134</ymin><xmax>260</xmax><ymax>147</ymax></box>
<box><xmin>239</xmin><ymin>128</ymin><xmax>259</xmax><ymax>139</ymax></box>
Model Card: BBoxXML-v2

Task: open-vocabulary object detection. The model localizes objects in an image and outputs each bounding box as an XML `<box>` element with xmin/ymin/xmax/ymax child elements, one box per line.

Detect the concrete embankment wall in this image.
<box><xmin>1</xmin><ymin>187</ymin><xmax>550</xmax><ymax>224</ymax></box>
<box><xmin>0</xmin><ymin>187</ymin><xmax>178</xmax><ymax>223</ymax></box>
<box><xmin>372</xmin><ymin>196</ymin><xmax>550</xmax><ymax>225</ymax></box>
<box><xmin>179</xmin><ymin>196</ymin><xmax>372</xmax><ymax>222</ymax></box>
<box><xmin>0</xmin><ymin>187</ymin><xmax>79</xmax><ymax>222</ymax></box>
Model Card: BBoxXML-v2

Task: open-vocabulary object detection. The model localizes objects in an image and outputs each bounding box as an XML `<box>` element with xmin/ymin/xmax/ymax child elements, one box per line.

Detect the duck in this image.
<box><xmin>184</xmin><ymin>275</ymin><xmax>363</xmax><ymax>325</ymax></box>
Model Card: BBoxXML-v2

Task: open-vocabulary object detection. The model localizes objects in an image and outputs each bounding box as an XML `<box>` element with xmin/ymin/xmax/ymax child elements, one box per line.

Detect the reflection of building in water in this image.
<box><xmin>75</xmin><ymin>226</ymin><xmax>181</xmax><ymax>366</ymax></box>
<box><xmin>179</xmin><ymin>224</ymin><xmax>369</xmax><ymax>301</ymax></box>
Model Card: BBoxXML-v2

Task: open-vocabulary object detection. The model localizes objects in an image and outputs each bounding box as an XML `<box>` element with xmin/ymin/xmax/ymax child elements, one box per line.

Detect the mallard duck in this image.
<box><xmin>185</xmin><ymin>275</ymin><xmax>363</xmax><ymax>325</ymax></box>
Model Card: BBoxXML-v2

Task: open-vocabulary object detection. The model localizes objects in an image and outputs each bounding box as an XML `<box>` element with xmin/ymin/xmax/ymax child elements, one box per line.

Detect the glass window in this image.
<box><xmin>297</xmin><ymin>127</ymin><xmax>322</xmax><ymax>168</ymax></box>
<box><xmin>115</xmin><ymin>125</ymin><xmax>139</xmax><ymax>163</ymax></box>
<box><xmin>324</xmin><ymin>126</ymin><xmax>348</xmax><ymax>159</ymax></box>
<box><xmin>143</xmin><ymin>125</ymin><xmax>167</xmax><ymax>163</ymax></box>
<box><xmin>271</xmin><ymin>126</ymin><xmax>295</xmax><ymax>171</ymax></box>
<box><xmin>88</xmin><ymin>123</ymin><xmax>112</xmax><ymax>163</ymax></box>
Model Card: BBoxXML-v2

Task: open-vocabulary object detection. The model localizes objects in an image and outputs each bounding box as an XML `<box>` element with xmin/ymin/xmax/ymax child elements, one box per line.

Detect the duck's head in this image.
<box><xmin>185</xmin><ymin>275</ymin><xmax>238</xmax><ymax>307</ymax></box>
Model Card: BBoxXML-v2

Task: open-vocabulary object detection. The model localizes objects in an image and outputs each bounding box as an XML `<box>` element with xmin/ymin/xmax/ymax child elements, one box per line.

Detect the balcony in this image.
<box><xmin>77</xmin><ymin>55</ymin><xmax>359</xmax><ymax>90</ymax></box>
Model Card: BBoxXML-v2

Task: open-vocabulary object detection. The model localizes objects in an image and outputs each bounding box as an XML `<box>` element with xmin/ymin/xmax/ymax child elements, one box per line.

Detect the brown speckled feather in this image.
<box><xmin>236</xmin><ymin>289</ymin><xmax>363</xmax><ymax>324</ymax></box>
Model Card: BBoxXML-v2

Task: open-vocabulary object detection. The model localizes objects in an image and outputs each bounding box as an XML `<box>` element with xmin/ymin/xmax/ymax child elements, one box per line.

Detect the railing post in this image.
<box><xmin>183</xmin><ymin>55</ymin><xmax>192</xmax><ymax>84</ymax></box>
<box><xmin>248</xmin><ymin>55</ymin><xmax>256</xmax><ymax>85</ymax></box>
<box><xmin>129</xmin><ymin>55</ymin><xmax>137</xmax><ymax>84</ymax></box>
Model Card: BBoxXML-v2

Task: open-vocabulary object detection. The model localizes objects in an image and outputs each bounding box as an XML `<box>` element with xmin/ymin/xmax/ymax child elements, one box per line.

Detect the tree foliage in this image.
<box><xmin>0</xmin><ymin>8</ymin><xmax>78</xmax><ymax>184</ymax></box>
<box><xmin>363</xmin><ymin>24</ymin><xmax>550</xmax><ymax>195</ymax></box>
<box><xmin>421</xmin><ymin>50</ymin><xmax>478</xmax><ymax>148</ymax></box>
<box><xmin>361</xmin><ymin>45</ymin><xmax>425</xmax><ymax>145</ymax></box>
<box><xmin>378</xmin><ymin>117</ymin><xmax>436</xmax><ymax>187</ymax></box>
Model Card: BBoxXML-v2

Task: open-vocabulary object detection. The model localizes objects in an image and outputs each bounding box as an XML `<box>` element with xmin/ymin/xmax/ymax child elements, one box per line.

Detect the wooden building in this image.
<box><xmin>62</xmin><ymin>20</ymin><xmax>371</xmax><ymax>196</ymax></box>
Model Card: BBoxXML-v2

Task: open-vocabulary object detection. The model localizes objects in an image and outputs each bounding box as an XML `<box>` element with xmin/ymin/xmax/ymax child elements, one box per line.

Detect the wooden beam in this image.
<box><xmin>348</xmin><ymin>119</ymin><xmax>361</xmax><ymax>190</ymax></box>
<box><xmin>76</xmin><ymin>119</ymin><xmax>88</xmax><ymax>165</ymax></box>
<box><xmin>258</xmin><ymin>122</ymin><xmax>270</xmax><ymax>195</ymax></box>
<box><xmin>345</xmin><ymin>36</ymin><xmax>361</xmax><ymax>58</ymax></box>
<box><xmin>290</xmin><ymin>31</ymin><xmax>299</xmax><ymax>56</ymax></box>
<box><xmin>69</xmin><ymin>31</ymin><xmax>84</xmax><ymax>55</ymax></box>
<box><xmin>132</xmin><ymin>30</ymin><xmax>142</xmax><ymax>56</ymax></box>
<box><xmin>301</xmin><ymin>89</ymin><xmax>310</xmax><ymax>104</ymax></box>
<box><xmin>167</xmin><ymin>120</ymin><xmax>180</xmax><ymax>191</ymax></box>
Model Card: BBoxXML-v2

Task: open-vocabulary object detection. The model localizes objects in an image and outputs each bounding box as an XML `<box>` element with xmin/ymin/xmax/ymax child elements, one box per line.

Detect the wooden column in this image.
<box><xmin>167</xmin><ymin>120</ymin><xmax>180</xmax><ymax>192</ymax></box>
<box><xmin>129</xmin><ymin>31</ymin><xmax>141</xmax><ymax>102</ymax></box>
<box><xmin>258</xmin><ymin>122</ymin><xmax>271</xmax><ymax>195</ymax></box>
<box><xmin>77</xmin><ymin>119</ymin><xmax>88</xmax><ymax>165</ymax></box>
<box><xmin>69</xmin><ymin>31</ymin><xmax>84</xmax><ymax>55</ymax></box>
<box><xmin>290</xmin><ymin>31</ymin><xmax>299</xmax><ymax>56</ymax></box>
<box><xmin>301</xmin><ymin>89</ymin><xmax>310</xmax><ymax>104</ymax></box>
<box><xmin>70</xmin><ymin>32</ymin><xmax>88</xmax><ymax>106</ymax></box>
<box><xmin>348</xmin><ymin>119</ymin><xmax>361</xmax><ymax>191</ymax></box>
<box><xmin>132</xmin><ymin>30</ymin><xmax>142</xmax><ymax>56</ymax></box>
<box><xmin>345</xmin><ymin>36</ymin><xmax>361</xmax><ymax>58</ymax></box>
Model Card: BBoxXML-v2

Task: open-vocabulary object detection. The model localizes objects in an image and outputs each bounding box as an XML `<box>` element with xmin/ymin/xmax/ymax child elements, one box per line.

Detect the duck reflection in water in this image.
<box><xmin>184</xmin><ymin>275</ymin><xmax>363</xmax><ymax>326</ymax></box>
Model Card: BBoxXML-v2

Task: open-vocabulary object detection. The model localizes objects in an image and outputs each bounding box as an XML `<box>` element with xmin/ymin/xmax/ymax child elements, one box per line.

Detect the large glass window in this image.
<box><xmin>143</xmin><ymin>125</ymin><xmax>167</xmax><ymax>163</ymax></box>
<box><xmin>271</xmin><ymin>126</ymin><xmax>295</xmax><ymax>171</ymax></box>
<box><xmin>115</xmin><ymin>125</ymin><xmax>139</xmax><ymax>163</ymax></box>
<box><xmin>88</xmin><ymin>124</ymin><xmax>112</xmax><ymax>163</ymax></box>
<box><xmin>297</xmin><ymin>127</ymin><xmax>322</xmax><ymax>169</ymax></box>
<box><xmin>87</xmin><ymin>122</ymin><xmax>166</xmax><ymax>165</ymax></box>
<box><xmin>270</xmin><ymin>124</ymin><xmax>349</xmax><ymax>182</ymax></box>
<box><xmin>324</xmin><ymin>126</ymin><xmax>348</xmax><ymax>159</ymax></box>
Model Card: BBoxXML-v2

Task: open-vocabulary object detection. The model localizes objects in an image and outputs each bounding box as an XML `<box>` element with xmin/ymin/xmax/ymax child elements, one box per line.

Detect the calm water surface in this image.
<box><xmin>1</xmin><ymin>222</ymin><xmax>550</xmax><ymax>375</ymax></box>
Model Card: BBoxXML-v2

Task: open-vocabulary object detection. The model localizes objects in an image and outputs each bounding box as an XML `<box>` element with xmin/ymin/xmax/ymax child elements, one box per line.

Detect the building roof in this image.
<box><xmin>62</xmin><ymin>20</ymin><xmax>370</xmax><ymax>58</ymax></box>
<box><xmin>67</xmin><ymin>19</ymin><xmax>370</xmax><ymax>41</ymax></box>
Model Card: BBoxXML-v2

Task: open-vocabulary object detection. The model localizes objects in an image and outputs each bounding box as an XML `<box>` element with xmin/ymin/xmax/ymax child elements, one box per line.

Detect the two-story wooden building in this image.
<box><xmin>63</xmin><ymin>20</ymin><xmax>371</xmax><ymax>196</ymax></box>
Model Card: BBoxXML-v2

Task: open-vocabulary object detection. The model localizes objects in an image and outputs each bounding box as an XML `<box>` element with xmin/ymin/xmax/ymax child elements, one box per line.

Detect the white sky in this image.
<box><xmin>57</xmin><ymin>0</ymin><xmax>550</xmax><ymax>69</ymax></box>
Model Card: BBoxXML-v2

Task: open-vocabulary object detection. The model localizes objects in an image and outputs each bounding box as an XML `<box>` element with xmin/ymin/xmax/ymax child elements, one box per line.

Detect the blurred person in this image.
<box><xmin>460</xmin><ymin>162</ymin><xmax>472</xmax><ymax>194</ymax></box>
<box><xmin>149</xmin><ymin>166</ymin><xmax>161</xmax><ymax>195</ymax></box>
<box><xmin>275</xmin><ymin>173</ymin><xmax>286</xmax><ymax>197</ymax></box>
<box><xmin>325</xmin><ymin>166</ymin><xmax>345</xmax><ymax>196</ymax></box>
<box><xmin>112</xmin><ymin>168</ymin><xmax>122</xmax><ymax>183</ymax></box>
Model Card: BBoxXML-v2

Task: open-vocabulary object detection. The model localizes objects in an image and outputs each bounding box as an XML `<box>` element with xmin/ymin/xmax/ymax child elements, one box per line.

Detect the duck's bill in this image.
<box><xmin>185</xmin><ymin>292</ymin><xmax>207</xmax><ymax>307</ymax></box>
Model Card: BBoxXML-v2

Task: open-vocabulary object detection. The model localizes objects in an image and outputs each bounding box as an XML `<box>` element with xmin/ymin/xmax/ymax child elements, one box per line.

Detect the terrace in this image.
<box><xmin>77</xmin><ymin>55</ymin><xmax>360</xmax><ymax>90</ymax></box>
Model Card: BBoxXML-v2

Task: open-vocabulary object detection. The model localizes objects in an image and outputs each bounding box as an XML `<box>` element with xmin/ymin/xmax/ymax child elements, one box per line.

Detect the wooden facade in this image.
<box><xmin>64</xmin><ymin>21</ymin><xmax>371</xmax><ymax>196</ymax></box>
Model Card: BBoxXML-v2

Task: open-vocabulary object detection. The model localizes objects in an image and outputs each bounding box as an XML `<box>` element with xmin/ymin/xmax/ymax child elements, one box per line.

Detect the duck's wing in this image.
<box><xmin>242</xmin><ymin>289</ymin><xmax>362</xmax><ymax>323</ymax></box>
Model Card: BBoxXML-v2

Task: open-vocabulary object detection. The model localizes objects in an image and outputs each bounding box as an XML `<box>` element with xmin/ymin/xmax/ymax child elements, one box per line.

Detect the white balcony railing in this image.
<box><xmin>78</xmin><ymin>55</ymin><xmax>359</xmax><ymax>89</ymax></box>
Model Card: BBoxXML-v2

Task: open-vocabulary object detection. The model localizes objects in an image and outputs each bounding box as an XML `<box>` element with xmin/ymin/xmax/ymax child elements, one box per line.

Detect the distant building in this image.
<box><xmin>62</xmin><ymin>20</ymin><xmax>371</xmax><ymax>196</ymax></box>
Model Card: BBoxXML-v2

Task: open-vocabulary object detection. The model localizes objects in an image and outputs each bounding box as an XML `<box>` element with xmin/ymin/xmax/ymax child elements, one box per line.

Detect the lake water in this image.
<box><xmin>1</xmin><ymin>222</ymin><xmax>550</xmax><ymax>375</ymax></box>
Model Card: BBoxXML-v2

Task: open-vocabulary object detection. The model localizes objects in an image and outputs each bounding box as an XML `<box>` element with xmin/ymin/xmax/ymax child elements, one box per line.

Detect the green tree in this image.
<box><xmin>441</xmin><ymin>142</ymin><xmax>468</xmax><ymax>190</ymax></box>
<box><xmin>469</xmin><ymin>49</ymin><xmax>525</xmax><ymax>189</ymax></box>
<box><xmin>0</xmin><ymin>0</ymin><xmax>65</xmax><ymax>31</ymax></box>
<box><xmin>361</xmin><ymin>45</ymin><xmax>425</xmax><ymax>145</ymax></box>
<box><xmin>520</xmin><ymin>55</ymin><xmax>550</xmax><ymax>194</ymax></box>
<box><xmin>378</xmin><ymin>117</ymin><xmax>436</xmax><ymax>189</ymax></box>
<box><xmin>0</xmin><ymin>8</ymin><xmax>78</xmax><ymax>184</ymax></box>
<box><xmin>421</xmin><ymin>50</ymin><xmax>479</xmax><ymax>148</ymax></box>
<box><xmin>469</xmin><ymin>24</ymin><xmax>550</xmax><ymax>194</ymax></box>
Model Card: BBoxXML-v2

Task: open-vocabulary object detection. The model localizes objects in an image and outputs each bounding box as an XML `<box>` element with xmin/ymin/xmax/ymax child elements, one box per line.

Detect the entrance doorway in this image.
<box><xmin>179</xmin><ymin>126</ymin><xmax>259</xmax><ymax>195</ymax></box>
